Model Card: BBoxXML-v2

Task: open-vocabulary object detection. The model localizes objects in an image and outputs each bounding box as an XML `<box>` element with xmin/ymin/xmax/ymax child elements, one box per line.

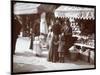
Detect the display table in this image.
<box><xmin>74</xmin><ymin>43</ymin><xmax>94</xmax><ymax>49</ymax></box>
<box><xmin>74</xmin><ymin>43</ymin><xmax>95</xmax><ymax>64</ymax></box>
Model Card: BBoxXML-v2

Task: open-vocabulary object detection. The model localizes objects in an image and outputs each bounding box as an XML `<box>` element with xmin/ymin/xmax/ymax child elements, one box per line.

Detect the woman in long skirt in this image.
<box><xmin>51</xmin><ymin>35</ymin><xmax>59</xmax><ymax>62</ymax></box>
<box><xmin>48</xmin><ymin>20</ymin><xmax>61</xmax><ymax>62</ymax></box>
<box><xmin>47</xmin><ymin>26</ymin><xmax>53</xmax><ymax>61</ymax></box>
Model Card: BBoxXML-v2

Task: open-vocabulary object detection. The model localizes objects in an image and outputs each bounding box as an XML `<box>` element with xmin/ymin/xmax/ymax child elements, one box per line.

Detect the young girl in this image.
<box><xmin>52</xmin><ymin>34</ymin><xmax>59</xmax><ymax>62</ymax></box>
<box><xmin>33</xmin><ymin>36</ymin><xmax>42</xmax><ymax>56</ymax></box>
<box><xmin>58</xmin><ymin>33</ymin><xmax>66</xmax><ymax>63</ymax></box>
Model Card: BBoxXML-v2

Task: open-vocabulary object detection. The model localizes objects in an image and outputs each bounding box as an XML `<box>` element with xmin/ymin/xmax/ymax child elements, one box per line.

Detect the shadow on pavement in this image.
<box><xmin>15</xmin><ymin>52</ymin><xmax>35</xmax><ymax>57</ymax></box>
<box><xmin>13</xmin><ymin>63</ymin><xmax>46</xmax><ymax>73</ymax></box>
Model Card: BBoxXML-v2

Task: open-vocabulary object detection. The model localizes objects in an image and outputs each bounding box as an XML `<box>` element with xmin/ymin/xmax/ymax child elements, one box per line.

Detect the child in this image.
<box><xmin>33</xmin><ymin>36</ymin><xmax>42</xmax><ymax>56</ymax></box>
<box><xmin>58</xmin><ymin>33</ymin><xmax>66</xmax><ymax>63</ymax></box>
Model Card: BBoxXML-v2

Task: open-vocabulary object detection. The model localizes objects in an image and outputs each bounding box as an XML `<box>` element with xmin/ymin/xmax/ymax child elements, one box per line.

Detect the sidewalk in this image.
<box><xmin>13</xmin><ymin>37</ymin><xmax>94</xmax><ymax>73</ymax></box>
<box><xmin>13</xmin><ymin>51</ymin><xmax>94</xmax><ymax>73</ymax></box>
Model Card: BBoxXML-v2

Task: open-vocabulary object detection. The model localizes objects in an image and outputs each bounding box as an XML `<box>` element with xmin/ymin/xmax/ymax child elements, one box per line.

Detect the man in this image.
<box><xmin>62</xmin><ymin>20</ymin><xmax>73</xmax><ymax>60</ymax></box>
<box><xmin>52</xmin><ymin>20</ymin><xmax>62</xmax><ymax>35</ymax></box>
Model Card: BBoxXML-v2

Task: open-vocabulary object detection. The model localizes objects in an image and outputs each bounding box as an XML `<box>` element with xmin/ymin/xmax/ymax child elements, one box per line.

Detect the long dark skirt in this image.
<box><xmin>64</xmin><ymin>35</ymin><xmax>75</xmax><ymax>59</ymax></box>
<box><xmin>48</xmin><ymin>45</ymin><xmax>59</xmax><ymax>62</ymax></box>
<box><xmin>29</xmin><ymin>36</ymin><xmax>34</xmax><ymax>50</ymax></box>
<box><xmin>48</xmin><ymin>34</ymin><xmax>59</xmax><ymax>62</ymax></box>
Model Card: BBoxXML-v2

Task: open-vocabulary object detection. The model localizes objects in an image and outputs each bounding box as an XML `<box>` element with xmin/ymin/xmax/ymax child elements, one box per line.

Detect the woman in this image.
<box><xmin>47</xmin><ymin>20</ymin><xmax>61</xmax><ymax>62</ymax></box>
<box><xmin>47</xmin><ymin>26</ymin><xmax>53</xmax><ymax>61</ymax></box>
<box><xmin>62</xmin><ymin>20</ymin><xmax>73</xmax><ymax>60</ymax></box>
<box><xmin>47</xmin><ymin>33</ymin><xmax>59</xmax><ymax>62</ymax></box>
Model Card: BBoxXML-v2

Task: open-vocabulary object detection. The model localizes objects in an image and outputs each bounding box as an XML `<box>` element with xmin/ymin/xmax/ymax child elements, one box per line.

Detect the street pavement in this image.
<box><xmin>13</xmin><ymin>37</ymin><xmax>94</xmax><ymax>73</ymax></box>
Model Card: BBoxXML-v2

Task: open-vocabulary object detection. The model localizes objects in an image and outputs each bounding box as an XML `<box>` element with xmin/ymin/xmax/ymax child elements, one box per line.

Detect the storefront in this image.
<box><xmin>14</xmin><ymin>3</ymin><xmax>59</xmax><ymax>37</ymax></box>
<box><xmin>14</xmin><ymin>3</ymin><xmax>40</xmax><ymax>37</ymax></box>
<box><xmin>54</xmin><ymin>5</ymin><xmax>95</xmax><ymax>64</ymax></box>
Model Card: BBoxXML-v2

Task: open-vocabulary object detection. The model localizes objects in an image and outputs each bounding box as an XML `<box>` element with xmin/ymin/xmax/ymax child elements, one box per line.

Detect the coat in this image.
<box><xmin>52</xmin><ymin>23</ymin><xmax>61</xmax><ymax>35</ymax></box>
<box><xmin>58</xmin><ymin>35</ymin><xmax>66</xmax><ymax>52</ymax></box>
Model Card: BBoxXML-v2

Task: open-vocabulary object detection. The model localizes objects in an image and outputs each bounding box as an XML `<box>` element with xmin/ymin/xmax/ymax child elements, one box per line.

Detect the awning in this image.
<box><xmin>38</xmin><ymin>4</ymin><xmax>59</xmax><ymax>13</ymax></box>
<box><xmin>14</xmin><ymin>3</ymin><xmax>40</xmax><ymax>15</ymax></box>
<box><xmin>54</xmin><ymin>6</ymin><xmax>95</xmax><ymax>19</ymax></box>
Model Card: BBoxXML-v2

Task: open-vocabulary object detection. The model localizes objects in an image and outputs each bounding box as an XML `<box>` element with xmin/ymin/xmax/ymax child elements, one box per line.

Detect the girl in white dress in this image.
<box><xmin>33</xmin><ymin>36</ymin><xmax>42</xmax><ymax>56</ymax></box>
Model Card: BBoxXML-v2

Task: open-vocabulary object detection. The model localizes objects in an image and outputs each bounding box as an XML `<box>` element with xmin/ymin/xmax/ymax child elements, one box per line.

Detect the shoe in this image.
<box><xmin>36</xmin><ymin>54</ymin><xmax>41</xmax><ymax>57</ymax></box>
